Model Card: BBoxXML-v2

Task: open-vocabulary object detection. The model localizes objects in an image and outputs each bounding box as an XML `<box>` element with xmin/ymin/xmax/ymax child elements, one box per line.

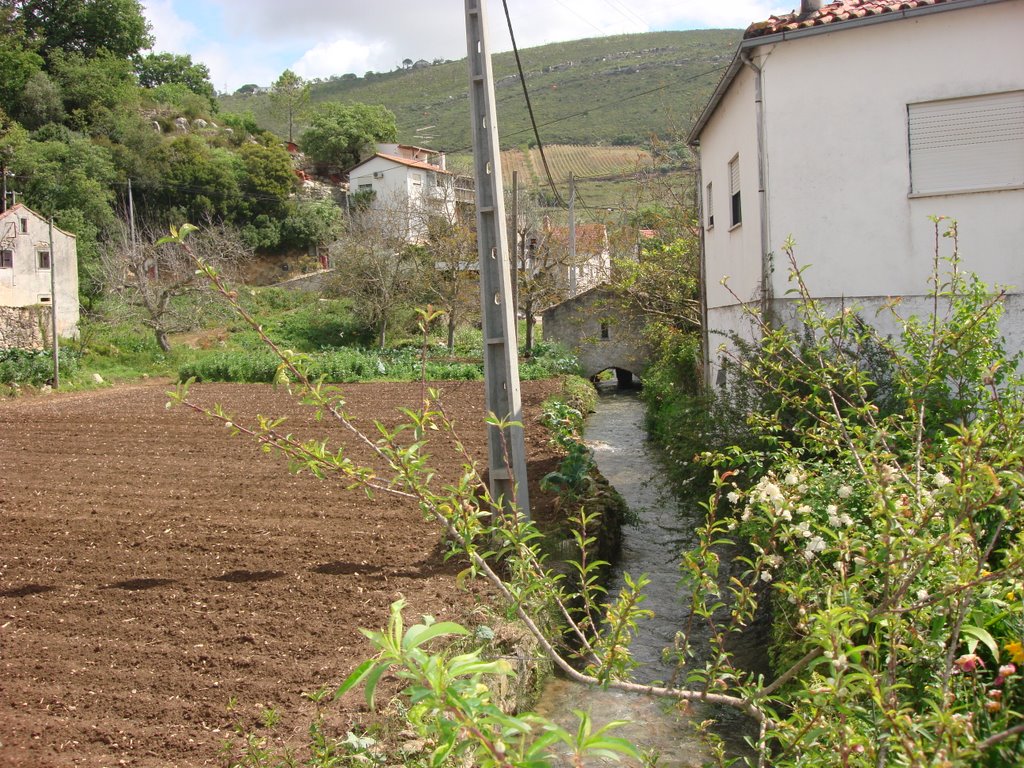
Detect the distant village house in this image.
<box><xmin>0</xmin><ymin>204</ymin><xmax>79</xmax><ymax>350</ymax></box>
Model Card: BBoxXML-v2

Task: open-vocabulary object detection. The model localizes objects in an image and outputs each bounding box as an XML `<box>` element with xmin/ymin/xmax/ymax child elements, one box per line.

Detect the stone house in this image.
<box><xmin>0</xmin><ymin>204</ymin><xmax>79</xmax><ymax>349</ymax></box>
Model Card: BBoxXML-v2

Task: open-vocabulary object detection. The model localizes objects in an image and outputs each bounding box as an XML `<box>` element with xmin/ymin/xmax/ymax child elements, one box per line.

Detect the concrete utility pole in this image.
<box><xmin>465</xmin><ymin>0</ymin><xmax>531</xmax><ymax>519</ymax></box>
<box><xmin>509</xmin><ymin>170</ymin><xmax>519</xmax><ymax>331</ymax></box>
<box><xmin>48</xmin><ymin>218</ymin><xmax>59</xmax><ymax>389</ymax></box>
<box><xmin>568</xmin><ymin>173</ymin><xmax>577</xmax><ymax>297</ymax></box>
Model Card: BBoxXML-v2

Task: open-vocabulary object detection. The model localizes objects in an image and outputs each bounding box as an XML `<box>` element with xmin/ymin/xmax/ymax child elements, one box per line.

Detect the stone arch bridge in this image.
<box><xmin>541</xmin><ymin>286</ymin><xmax>654</xmax><ymax>387</ymax></box>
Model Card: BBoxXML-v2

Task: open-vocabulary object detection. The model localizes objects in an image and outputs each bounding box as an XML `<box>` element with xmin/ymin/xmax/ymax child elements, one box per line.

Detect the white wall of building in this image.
<box><xmin>348</xmin><ymin>155</ymin><xmax>456</xmax><ymax>242</ymax></box>
<box><xmin>0</xmin><ymin>206</ymin><xmax>79</xmax><ymax>338</ymax></box>
<box><xmin>696</xmin><ymin>1</ymin><xmax>1024</xmax><ymax>382</ymax></box>
<box><xmin>759</xmin><ymin>1</ymin><xmax>1024</xmax><ymax>301</ymax></box>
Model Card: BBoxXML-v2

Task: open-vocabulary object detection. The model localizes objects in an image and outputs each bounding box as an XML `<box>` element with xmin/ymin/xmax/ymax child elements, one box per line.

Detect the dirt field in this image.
<box><xmin>0</xmin><ymin>379</ymin><xmax>564</xmax><ymax>768</ymax></box>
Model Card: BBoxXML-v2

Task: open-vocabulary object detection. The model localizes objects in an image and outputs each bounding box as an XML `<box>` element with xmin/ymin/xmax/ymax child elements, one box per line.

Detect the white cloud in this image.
<box><xmin>140</xmin><ymin>0</ymin><xmax>199</xmax><ymax>52</ymax></box>
<box><xmin>292</xmin><ymin>37</ymin><xmax>389</xmax><ymax>81</ymax></box>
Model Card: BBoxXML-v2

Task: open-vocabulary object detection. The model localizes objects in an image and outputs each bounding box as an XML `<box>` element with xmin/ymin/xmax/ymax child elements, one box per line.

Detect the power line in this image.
<box><xmin>501</xmin><ymin>0</ymin><xmax>565</xmax><ymax>207</ymax></box>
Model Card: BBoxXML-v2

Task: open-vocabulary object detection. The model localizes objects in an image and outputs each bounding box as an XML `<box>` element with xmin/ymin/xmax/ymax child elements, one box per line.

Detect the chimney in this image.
<box><xmin>801</xmin><ymin>0</ymin><xmax>825</xmax><ymax>12</ymax></box>
<box><xmin>438</xmin><ymin>152</ymin><xmax>446</xmax><ymax>172</ymax></box>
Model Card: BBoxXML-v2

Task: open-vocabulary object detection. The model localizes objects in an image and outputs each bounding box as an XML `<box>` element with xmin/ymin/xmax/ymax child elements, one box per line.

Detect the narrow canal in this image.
<box><xmin>534</xmin><ymin>390</ymin><xmax>756</xmax><ymax>766</ymax></box>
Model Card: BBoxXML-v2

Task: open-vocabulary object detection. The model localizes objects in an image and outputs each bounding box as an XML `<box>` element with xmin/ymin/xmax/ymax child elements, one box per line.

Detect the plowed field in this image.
<box><xmin>0</xmin><ymin>380</ymin><xmax>563</xmax><ymax>767</ymax></box>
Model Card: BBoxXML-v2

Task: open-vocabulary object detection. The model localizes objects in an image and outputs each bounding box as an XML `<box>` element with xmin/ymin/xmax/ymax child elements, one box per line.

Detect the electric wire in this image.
<box><xmin>501</xmin><ymin>0</ymin><xmax>565</xmax><ymax>206</ymax></box>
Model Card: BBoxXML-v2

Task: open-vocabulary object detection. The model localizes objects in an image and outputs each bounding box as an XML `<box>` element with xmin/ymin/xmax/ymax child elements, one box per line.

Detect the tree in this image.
<box><xmin>136</xmin><ymin>52</ymin><xmax>215</xmax><ymax>107</ymax></box>
<box><xmin>508</xmin><ymin>194</ymin><xmax>579</xmax><ymax>353</ymax></box>
<box><xmin>101</xmin><ymin>219</ymin><xmax>249</xmax><ymax>352</ymax></box>
<box><xmin>270</xmin><ymin>68</ymin><xmax>308</xmax><ymax>143</ymax></box>
<box><xmin>300</xmin><ymin>102</ymin><xmax>397</xmax><ymax>171</ymax></box>
<box><xmin>15</xmin><ymin>0</ymin><xmax>152</xmax><ymax>61</ymax></box>
<box><xmin>236</xmin><ymin>140</ymin><xmax>295</xmax><ymax>218</ymax></box>
<box><xmin>329</xmin><ymin>200</ymin><xmax>427</xmax><ymax>348</ymax></box>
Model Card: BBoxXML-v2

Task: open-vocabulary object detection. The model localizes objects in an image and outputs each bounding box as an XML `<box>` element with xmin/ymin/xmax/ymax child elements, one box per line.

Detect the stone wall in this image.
<box><xmin>0</xmin><ymin>306</ymin><xmax>50</xmax><ymax>350</ymax></box>
<box><xmin>542</xmin><ymin>286</ymin><xmax>653</xmax><ymax>380</ymax></box>
<box><xmin>272</xmin><ymin>268</ymin><xmax>336</xmax><ymax>293</ymax></box>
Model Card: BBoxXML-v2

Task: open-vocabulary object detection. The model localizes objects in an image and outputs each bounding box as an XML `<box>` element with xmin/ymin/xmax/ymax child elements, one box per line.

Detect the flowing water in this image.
<box><xmin>533</xmin><ymin>390</ymin><xmax>756</xmax><ymax>767</ymax></box>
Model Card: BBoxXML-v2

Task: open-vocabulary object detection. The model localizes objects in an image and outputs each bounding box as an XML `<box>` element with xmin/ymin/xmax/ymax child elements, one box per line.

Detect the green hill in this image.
<box><xmin>219</xmin><ymin>30</ymin><xmax>740</xmax><ymax>153</ymax></box>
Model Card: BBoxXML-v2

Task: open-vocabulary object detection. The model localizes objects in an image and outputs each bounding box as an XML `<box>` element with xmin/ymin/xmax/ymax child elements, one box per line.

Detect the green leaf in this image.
<box><xmin>961</xmin><ymin>625</ymin><xmax>999</xmax><ymax>661</ymax></box>
<box><xmin>402</xmin><ymin>621</ymin><xmax>469</xmax><ymax>651</ymax></box>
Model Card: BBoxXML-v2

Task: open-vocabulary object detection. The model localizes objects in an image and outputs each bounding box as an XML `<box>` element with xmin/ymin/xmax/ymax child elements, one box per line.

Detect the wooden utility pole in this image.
<box><xmin>48</xmin><ymin>218</ymin><xmax>59</xmax><ymax>389</ymax></box>
<box><xmin>465</xmin><ymin>0</ymin><xmax>530</xmax><ymax>519</ymax></box>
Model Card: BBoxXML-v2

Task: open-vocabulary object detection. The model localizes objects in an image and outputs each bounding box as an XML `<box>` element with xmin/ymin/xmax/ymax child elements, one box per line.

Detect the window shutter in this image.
<box><xmin>729</xmin><ymin>157</ymin><xmax>741</xmax><ymax>194</ymax></box>
<box><xmin>909</xmin><ymin>91</ymin><xmax>1024</xmax><ymax>195</ymax></box>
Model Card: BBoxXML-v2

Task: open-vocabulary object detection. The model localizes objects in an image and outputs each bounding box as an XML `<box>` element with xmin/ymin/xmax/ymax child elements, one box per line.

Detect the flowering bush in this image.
<box><xmin>685</xmin><ymin>220</ymin><xmax>1024</xmax><ymax>765</ymax></box>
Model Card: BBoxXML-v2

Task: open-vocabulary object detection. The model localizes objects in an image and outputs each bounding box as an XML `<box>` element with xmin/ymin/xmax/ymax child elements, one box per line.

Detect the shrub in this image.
<box><xmin>0</xmin><ymin>348</ymin><xmax>79</xmax><ymax>386</ymax></box>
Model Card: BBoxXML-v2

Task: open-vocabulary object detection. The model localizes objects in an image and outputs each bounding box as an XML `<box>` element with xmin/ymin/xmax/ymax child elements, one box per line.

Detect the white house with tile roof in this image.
<box><xmin>346</xmin><ymin>144</ymin><xmax>458</xmax><ymax>243</ymax></box>
<box><xmin>688</xmin><ymin>0</ymin><xmax>1024</xmax><ymax>386</ymax></box>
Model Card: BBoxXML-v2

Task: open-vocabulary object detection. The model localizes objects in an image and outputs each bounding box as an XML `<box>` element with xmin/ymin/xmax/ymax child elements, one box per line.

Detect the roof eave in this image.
<box><xmin>686</xmin><ymin>0</ymin><xmax>1010</xmax><ymax>147</ymax></box>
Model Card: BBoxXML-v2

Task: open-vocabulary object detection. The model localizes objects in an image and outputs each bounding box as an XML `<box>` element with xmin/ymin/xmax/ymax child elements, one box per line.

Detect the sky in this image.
<box><xmin>140</xmin><ymin>1</ymin><xmax>795</xmax><ymax>94</ymax></box>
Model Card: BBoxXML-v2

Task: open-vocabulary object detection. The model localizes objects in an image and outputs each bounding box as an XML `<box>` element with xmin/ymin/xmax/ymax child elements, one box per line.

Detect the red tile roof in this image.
<box><xmin>745</xmin><ymin>0</ymin><xmax>958</xmax><ymax>38</ymax></box>
<box><xmin>374</xmin><ymin>152</ymin><xmax>450</xmax><ymax>174</ymax></box>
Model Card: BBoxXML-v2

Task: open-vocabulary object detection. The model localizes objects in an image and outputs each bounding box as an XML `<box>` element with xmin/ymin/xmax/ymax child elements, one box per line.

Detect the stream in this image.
<box><xmin>533</xmin><ymin>390</ymin><xmax>757</xmax><ymax>767</ymax></box>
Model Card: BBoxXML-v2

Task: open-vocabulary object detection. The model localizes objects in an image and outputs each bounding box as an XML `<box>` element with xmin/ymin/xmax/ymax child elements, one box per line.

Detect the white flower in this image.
<box><xmin>741</xmin><ymin>506</ymin><xmax>752</xmax><ymax>522</ymax></box>
<box><xmin>838</xmin><ymin>485</ymin><xmax>853</xmax><ymax>499</ymax></box>
<box><xmin>785</xmin><ymin>471</ymin><xmax>800</xmax><ymax>486</ymax></box>
<box><xmin>826</xmin><ymin>504</ymin><xmax>838</xmax><ymax>516</ymax></box>
<box><xmin>795</xmin><ymin>521</ymin><xmax>812</xmax><ymax>538</ymax></box>
<box><xmin>780</xmin><ymin>510</ymin><xmax>793</xmax><ymax>522</ymax></box>
<box><xmin>840</xmin><ymin>513</ymin><xmax>854</xmax><ymax>527</ymax></box>
<box><xmin>917</xmin><ymin>588</ymin><xmax>930</xmax><ymax>602</ymax></box>
<box><xmin>933</xmin><ymin>471</ymin><xmax>951</xmax><ymax>488</ymax></box>
<box><xmin>760</xmin><ymin>570</ymin><xmax>773</xmax><ymax>583</ymax></box>
<box><xmin>804</xmin><ymin>535</ymin><xmax>827</xmax><ymax>559</ymax></box>
<box><xmin>797</xmin><ymin>504</ymin><xmax>813</xmax><ymax>516</ymax></box>
<box><xmin>727</xmin><ymin>491</ymin><xmax>741</xmax><ymax>505</ymax></box>
<box><xmin>767</xmin><ymin>554</ymin><xmax>783</xmax><ymax>568</ymax></box>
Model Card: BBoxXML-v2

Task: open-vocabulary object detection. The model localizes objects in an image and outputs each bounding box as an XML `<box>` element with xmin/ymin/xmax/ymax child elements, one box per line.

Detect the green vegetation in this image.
<box><xmin>0</xmin><ymin>286</ymin><xmax>579</xmax><ymax>392</ymax></box>
<box><xmin>219</xmin><ymin>30</ymin><xmax>739</xmax><ymax>151</ymax></box>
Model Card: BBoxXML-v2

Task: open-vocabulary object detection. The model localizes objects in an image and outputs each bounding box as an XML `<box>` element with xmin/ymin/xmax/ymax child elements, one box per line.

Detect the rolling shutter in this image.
<box><xmin>908</xmin><ymin>91</ymin><xmax>1024</xmax><ymax>195</ymax></box>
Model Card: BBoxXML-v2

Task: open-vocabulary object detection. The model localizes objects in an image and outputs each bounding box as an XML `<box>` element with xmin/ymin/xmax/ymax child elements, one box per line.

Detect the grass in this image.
<box><xmin>2</xmin><ymin>289</ymin><xmax>582</xmax><ymax>392</ymax></box>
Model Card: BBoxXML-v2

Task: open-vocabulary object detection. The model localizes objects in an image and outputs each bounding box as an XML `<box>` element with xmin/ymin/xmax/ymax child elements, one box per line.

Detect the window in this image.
<box><xmin>0</xmin><ymin>249</ymin><xmax>11</xmax><ymax>268</ymax></box>
<box><xmin>411</xmin><ymin>172</ymin><xmax>423</xmax><ymax>187</ymax></box>
<box><xmin>908</xmin><ymin>91</ymin><xmax>1024</xmax><ymax>195</ymax></box>
<box><xmin>728</xmin><ymin>155</ymin><xmax>742</xmax><ymax>227</ymax></box>
<box><xmin>600</xmin><ymin>321</ymin><xmax>610</xmax><ymax>340</ymax></box>
<box><xmin>38</xmin><ymin>295</ymin><xmax>51</xmax><ymax>304</ymax></box>
<box><xmin>706</xmin><ymin>181</ymin><xmax>714</xmax><ymax>228</ymax></box>
<box><xmin>358</xmin><ymin>183</ymin><xmax>373</xmax><ymax>191</ymax></box>
<box><xmin>37</xmin><ymin>250</ymin><xmax>50</xmax><ymax>269</ymax></box>
<box><xmin>19</xmin><ymin>218</ymin><xmax>27</xmax><ymax>234</ymax></box>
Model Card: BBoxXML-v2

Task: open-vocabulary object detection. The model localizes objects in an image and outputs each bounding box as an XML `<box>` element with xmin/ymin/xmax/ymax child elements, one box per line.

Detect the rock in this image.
<box><xmin>174</xmin><ymin>117</ymin><xmax>190</xmax><ymax>132</ymax></box>
<box><xmin>399</xmin><ymin>739</ymin><xmax>426</xmax><ymax>755</ymax></box>
<box><xmin>151</xmin><ymin>120</ymin><xmax>161</xmax><ymax>133</ymax></box>
<box><xmin>193</xmin><ymin>118</ymin><xmax>208</xmax><ymax>129</ymax></box>
<box><xmin>92</xmin><ymin>373</ymin><xmax>104</xmax><ymax>384</ymax></box>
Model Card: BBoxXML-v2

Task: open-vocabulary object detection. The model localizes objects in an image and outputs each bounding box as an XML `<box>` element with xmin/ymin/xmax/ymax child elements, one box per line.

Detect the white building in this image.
<box><xmin>346</xmin><ymin>144</ymin><xmax>458</xmax><ymax>243</ymax></box>
<box><xmin>688</xmin><ymin>0</ymin><xmax>1024</xmax><ymax>385</ymax></box>
<box><xmin>0</xmin><ymin>204</ymin><xmax>79</xmax><ymax>343</ymax></box>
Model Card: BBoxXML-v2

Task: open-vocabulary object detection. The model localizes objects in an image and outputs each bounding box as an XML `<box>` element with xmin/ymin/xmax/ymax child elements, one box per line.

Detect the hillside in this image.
<box><xmin>219</xmin><ymin>30</ymin><xmax>740</xmax><ymax>153</ymax></box>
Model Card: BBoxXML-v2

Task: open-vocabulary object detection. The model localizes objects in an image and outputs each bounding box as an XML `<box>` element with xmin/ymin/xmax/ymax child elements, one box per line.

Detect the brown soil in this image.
<box><xmin>0</xmin><ymin>380</ymin><xmax>564</xmax><ymax>767</ymax></box>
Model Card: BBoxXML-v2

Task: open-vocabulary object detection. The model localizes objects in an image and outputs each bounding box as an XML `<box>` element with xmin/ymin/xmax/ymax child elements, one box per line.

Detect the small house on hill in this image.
<box><xmin>0</xmin><ymin>204</ymin><xmax>79</xmax><ymax>349</ymax></box>
<box><xmin>688</xmin><ymin>0</ymin><xmax>1024</xmax><ymax>386</ymax></box>
<box><xmin>346</xmin><ymin>144</ymin><xmax>460</xmax><ymax>243</ymax></box>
